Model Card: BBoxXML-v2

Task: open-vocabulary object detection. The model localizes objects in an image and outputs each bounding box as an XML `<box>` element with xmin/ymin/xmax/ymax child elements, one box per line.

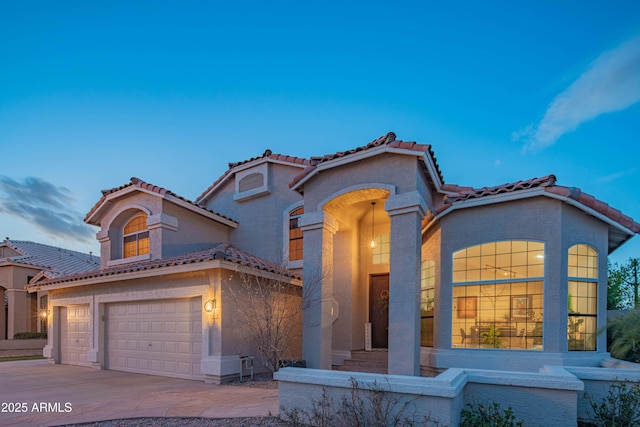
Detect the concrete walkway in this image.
<box><xmin>0</xmin><ymin>360</ymin><xmax>279</xmax><ymax>427</ymax></box>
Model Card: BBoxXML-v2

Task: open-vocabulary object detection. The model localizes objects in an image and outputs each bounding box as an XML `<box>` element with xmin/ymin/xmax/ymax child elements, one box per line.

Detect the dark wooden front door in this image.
<box><xmin>369</xmin><ymin>274</ymin><xmax>389</xmax><ymax>348</ymax></box>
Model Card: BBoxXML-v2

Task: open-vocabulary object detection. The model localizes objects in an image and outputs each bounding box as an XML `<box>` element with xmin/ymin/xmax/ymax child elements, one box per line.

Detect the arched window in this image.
<box><xmin>288</xmin><ymin>207</ymin><xmax>304</xmax><ymax>262</ymax></box>
<box><xmin>421</xmin><ymin>259</ymin><xmax>435</xmax><ymax>347</ymax></box>
<box><xmin>568</xmin><ymin>244</ymin><xmax>598</xmax><ymax>351</ymax></box>
<box><xmin>123</xmin><ymin>215</ymin><xmax>149</xmax><ymax>258</ymax></box>
<box><xmin>452</xmin><ymin>240</ymin><xmax>544</xmax><ymax>350</ymax></box>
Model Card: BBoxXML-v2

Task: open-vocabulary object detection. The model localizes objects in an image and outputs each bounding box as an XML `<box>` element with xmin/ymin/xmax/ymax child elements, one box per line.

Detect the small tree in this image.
<box><xmin>228</xmin><ymin>268</ymin><xmax>305</xmax><ymax>373</ymax></box>
<box><xmin>607</xmin><ymin>309</ymin><xmax>640</xmax><ymax>363</ymax></box>
<box><xmin>608</xmin><ymin>258</ymin><xmax>639</xmax><ymax>310</ymax></box>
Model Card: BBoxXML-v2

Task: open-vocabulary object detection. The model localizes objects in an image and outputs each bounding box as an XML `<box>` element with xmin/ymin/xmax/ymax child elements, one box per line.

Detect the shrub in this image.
<box><xmin>13</xmin><ymin>332</ymin><xmax>47</xmax><ymax>339</ymax></box>
<box><xmin>584</xmin><ymin>381</ymin><xmax>640</xmax><ymax>427</ymax></box>
<box><xmin>281</xmin><ymin>377</ymin><xmax>443</xmax><ymax>426</ymax></box>
<box><xmin>460</xmin><ymin>401</ymin><xmax>523</xmax><ymax>427</ymax></box>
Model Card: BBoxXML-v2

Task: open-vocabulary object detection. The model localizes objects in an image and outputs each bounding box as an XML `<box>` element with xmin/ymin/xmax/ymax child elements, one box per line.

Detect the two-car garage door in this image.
<box><xmin>106</xmin><ymin>297</ymin><xmax>203</xmax><ymax>380</ymax></box>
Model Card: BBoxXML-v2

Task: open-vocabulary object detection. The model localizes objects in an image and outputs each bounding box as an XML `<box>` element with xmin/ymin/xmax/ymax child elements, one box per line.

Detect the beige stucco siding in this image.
<box><xmin>204</xmin><ymin>163</ymin><xmax>304</xmax><ymax>264</ymax></box>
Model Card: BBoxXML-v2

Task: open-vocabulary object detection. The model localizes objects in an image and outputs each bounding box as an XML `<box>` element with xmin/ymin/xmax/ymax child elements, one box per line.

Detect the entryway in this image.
<box><xmin>369</xmin><ymin>274</ymin><xmax>389</xmax><ymax>349</ymax></box>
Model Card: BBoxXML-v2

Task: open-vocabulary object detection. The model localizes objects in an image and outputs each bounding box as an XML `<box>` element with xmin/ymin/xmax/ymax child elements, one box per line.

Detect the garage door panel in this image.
<box><xmin>107</xmin><ymin>297</ymin><xmax>202</xmax><ymax>380</ymax></box>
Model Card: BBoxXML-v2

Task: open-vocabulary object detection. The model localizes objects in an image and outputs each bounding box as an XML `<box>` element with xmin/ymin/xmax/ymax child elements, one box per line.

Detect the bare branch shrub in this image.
<box><xmin>228</xmin><ymin>268</ymin><xmax>304</xmax><ymax>373</ymax></box>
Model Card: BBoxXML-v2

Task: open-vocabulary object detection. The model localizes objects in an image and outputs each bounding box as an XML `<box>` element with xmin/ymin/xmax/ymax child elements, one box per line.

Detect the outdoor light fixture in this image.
<box><xmin>204</xmin><ymin>299</ymin><xmax>216</xmax><ymax>313</ymax></box>
<box><xmin>39</xmin><ymin>309</ymin><xmax>50</xmax><ymax>319</ymax></box>
<box><xmin>370</xmin><ymin>202</ymin><xmax>376</xmax><ymax>248</ymax></box>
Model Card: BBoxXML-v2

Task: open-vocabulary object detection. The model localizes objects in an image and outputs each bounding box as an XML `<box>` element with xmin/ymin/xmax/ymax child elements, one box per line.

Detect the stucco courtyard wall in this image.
<box><xmin>276</xmin><ymin>363</ymin><xmax>640</xmax><ymax>427</ymax></box>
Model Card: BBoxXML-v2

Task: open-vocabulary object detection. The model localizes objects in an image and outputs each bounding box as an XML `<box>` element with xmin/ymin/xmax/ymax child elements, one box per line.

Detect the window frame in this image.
<box><xmin>567</xmin><ymin>243</ymin><xmax>598</xmax><ymax>352</ymax></box>
<box><xmin>122</xmin><ymin>215</ymin><xmax>150</xmax><ymax>259</ymax></box>
<box><xmin>451</xmin><ymin>240</ymin><xmax>545</xmax><ymax>351</ymax></box>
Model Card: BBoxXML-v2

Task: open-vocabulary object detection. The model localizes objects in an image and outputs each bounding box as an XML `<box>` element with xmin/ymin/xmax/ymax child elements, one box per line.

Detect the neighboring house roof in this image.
<box><xmin>85</xmin><ymin>177</ymin><xmax>238</xmax><ymax>228</ymax></box>
<box><xmin>288</xmin><ymin>132</ymin><xmax>446</xmax><ymax>192</ymax></box>
<box><xmin>430</xmin><ymin>174</ymin><xmax>640</xmax><ymax>252</ymax></box>
<box><xmin>0</xmin><ymin>239</ymin><xmax>100</xmax><ymax>281</ymax></box>
<box><xmin>26</xmin><ymin>243</ymin><xmax>301</xmax><ymax>291</ymax></box>
<box><xmin>196</xmin><ymin>149</ymin><xmax>310</xmax><ymax>204</ymax></box>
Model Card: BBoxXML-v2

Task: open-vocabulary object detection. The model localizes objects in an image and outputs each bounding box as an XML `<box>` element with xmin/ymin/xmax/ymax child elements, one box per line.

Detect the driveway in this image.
<box><xmin>0</xmin><ymin>360</ymin><xmax>279</xmax><ymax>427</ymax></box>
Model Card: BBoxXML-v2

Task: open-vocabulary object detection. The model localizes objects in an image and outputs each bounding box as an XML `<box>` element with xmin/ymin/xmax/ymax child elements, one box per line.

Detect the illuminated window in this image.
<box><xmin>568</xmin><ymin>244</ymin><xmax>598</xmax><ymax>351</ymax></box>
<box><xmin>372</xmin><ymin>233</ymin><xmax>390</xmax><ymax>264</ymax></box>
<box><xmin>452</xmin><ymin>241</ymin><xmax>544</xmax><ymax>350</ymax></box>
<box><xmin>289</xmin><ymin>207</ymin><xmax>304</xmax><ymax>261</ymax></box>
<box><xmin>421</xmin><ymin>259</ymin><xmax>435</xmax><ymax>347</ymax></box>
<box><xmin>123</xmin><ymin>215</ymin><xmax>149</xmax><ymax>258</ymax></box>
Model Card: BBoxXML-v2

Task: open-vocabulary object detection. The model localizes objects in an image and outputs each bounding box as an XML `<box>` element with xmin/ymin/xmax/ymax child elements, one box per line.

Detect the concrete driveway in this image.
<box><xmin>0</xmin><ymin>360</ymin><xmax>279</xmax><ymax>427</ymax></box>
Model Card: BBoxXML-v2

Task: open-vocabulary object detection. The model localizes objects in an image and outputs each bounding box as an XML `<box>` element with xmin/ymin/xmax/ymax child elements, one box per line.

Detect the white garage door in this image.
<box><xmin>60</xmin><ymin>305</ymin><xmax>90</xmax><ymax>367</ymax></box>
<box><xmin>106</xmin><ymin>297</ymin><xmax>202</xmax><ymax>380</ymax></box>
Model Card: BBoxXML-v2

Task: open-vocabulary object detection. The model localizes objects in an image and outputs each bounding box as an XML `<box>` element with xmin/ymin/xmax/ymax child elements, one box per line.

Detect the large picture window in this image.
<box><xmin>452</xmin><ymin>241</ymin><xmax>544</xmax><ymax>350</ymax></box>
<box><xmin>568</xmin><ymin>244</ymin><xmax>598</xmax><ymax>351</ymax></box>
<box><xmin>421</xmin><ymin>259</ymin><xmax>435</xmax><ymax>347</ymax></box>
<box><xmin>123</xmin><ymin>215</ymin><xmax>149</xmax><ymax>258</ymax></box>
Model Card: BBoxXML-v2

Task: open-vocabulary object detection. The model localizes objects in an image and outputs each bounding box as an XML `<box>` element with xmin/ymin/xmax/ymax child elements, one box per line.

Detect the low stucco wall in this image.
<box><xmin>276</xmin><ymin>366</ymin><xmax>587</xmax><ymax>426</ymax></box>
<box><xmin>565</xmin><ymin>360</ymin><xmax>640</xmax><ymax>421</ymax></box>
<box><xmin>0</xmin><ymin>339</ymin><xmax>46</xmax><ymax>357</ymax></box>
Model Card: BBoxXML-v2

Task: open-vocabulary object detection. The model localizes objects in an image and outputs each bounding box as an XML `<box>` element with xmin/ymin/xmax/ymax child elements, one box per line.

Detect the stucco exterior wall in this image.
<box><xmin>203</xmin><ymin>162</ymin><xmax>304</xmax><ymax>265</ymax></box>
<box><xmin>427</xmin><ymin>196</ymin><xmax>610</xmax><ymax>371</ymax></box>
<box><xmin>0</xmin><ymin>265</ymin><xmax>40</xmax><ymax>338</ymax></box>
<box><xmin>301</xmin><ymin>154</ymin><xmax>420</xmax><ymax>211</ymax></box>
<box><xmin>95</xmin><ymin>191</ymin><xmax>231</xmax><ymax>267</ymax></box>
<box><xmin>160</xmin><ymin>199</ymin><xmax>230</xmax><ymax>257</ymax></box>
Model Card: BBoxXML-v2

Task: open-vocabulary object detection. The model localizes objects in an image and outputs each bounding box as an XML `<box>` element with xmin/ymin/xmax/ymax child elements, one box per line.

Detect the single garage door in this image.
<box><xmin>106</xmin><ymin>297</ymin><xmax>202</xmax><ymax>380</ymax></box>
<box><xmin>60</xmin><ymin>305</ymin><xmax>90</xmax><ymax>367</ymax></box>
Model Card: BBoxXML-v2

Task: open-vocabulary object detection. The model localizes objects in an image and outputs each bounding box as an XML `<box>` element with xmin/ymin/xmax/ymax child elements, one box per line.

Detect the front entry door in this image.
<box><xmin>369</xmin><ymin>274</ymin><xmax>389</xmax><ymax>348</ymax></box>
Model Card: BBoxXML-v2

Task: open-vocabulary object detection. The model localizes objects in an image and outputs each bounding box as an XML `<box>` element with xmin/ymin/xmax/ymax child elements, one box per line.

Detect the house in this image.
<box><xmin>27</xmin><ymin>132</ymin><xmax>640</xmax><ymax>383</ymax></box>
<box><xmin>0</xmin><ymin>239</ymin><xmax>99</xmax><ymax>340</ymax></box>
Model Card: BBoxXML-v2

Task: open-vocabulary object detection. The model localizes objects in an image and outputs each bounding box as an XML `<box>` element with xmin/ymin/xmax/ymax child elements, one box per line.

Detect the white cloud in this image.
<box><xmin>515</xmin><ymin>35</ymin><xmax>640</xmax><ymax>152</ymax></box>
<box><xmin>595</xmin><ymin>168</ymin><xmax>638</xmax><ymax>183</ymax></box>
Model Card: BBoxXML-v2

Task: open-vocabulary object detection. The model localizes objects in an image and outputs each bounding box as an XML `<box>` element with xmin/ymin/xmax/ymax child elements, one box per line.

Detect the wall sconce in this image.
<box><xmin>39</xmin><ymin>309</ymin><xmax>50</xmax><ymax>319</ymax></box>
<box><xmin>204</xmin><ymin>299</ymin><xmax>216</xmax><ymax>313</ymax></box>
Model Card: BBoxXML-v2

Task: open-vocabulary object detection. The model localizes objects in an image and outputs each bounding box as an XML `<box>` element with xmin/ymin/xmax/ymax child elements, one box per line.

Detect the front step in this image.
<box><xmin>333</xmin><ymin>350</ymin><xmax>388</xmax><ymax>374</ymax></box>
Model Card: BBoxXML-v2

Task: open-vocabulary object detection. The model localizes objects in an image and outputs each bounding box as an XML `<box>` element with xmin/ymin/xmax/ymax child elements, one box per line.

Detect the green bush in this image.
<box><xmin>460</xmin><ymin>401</ymin><xmax>523</xmax><ymax>427</ymax></box>
<box><xmin>13</xmin><ymin>332</ymin><xmax>47</xmax><ymax>339</ymax></box>
<box><xmin>584</xmin><ymin>381</ymin><xmax>640</xmax><ymax>427</ymax></box>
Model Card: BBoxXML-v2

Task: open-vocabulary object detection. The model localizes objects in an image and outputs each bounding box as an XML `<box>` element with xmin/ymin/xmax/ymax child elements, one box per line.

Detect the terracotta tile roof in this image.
<box><xmin>27</xmin><ymin>243</ymin><xmax>300</xmax><ymax>290</ymax></box>
<box><xmin>0</xmin><ymin>239</ymin><xmax>100</xmax><ymax>280</ymax></box>
<box><xmin>289</xmin><ymin>132</ymin><xmax>444</xmax><ymax>188</ymax></box>
<box><xmin>196</xmin><ymin>149</ymin><xmax>310</xmax><ymax>203</ymax></box>
<box><xmin>443</xmin><ymin>175</ymin><xmax>557</xmax><ymax>204</ymax></box>
<box><xmin>85</xmin><ymin>177</ymin><xmax>237</xmax><ymax>225</ymax></box>
<box><xmin>432</xmin><ymin>174</ymin><xmax>640</xmax><ymax>234</ymax></box>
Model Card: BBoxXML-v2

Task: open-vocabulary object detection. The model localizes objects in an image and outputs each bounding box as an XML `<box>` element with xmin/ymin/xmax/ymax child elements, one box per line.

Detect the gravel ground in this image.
<box><xmin>57</xmin><ymin>416</ymin><xmax>293</xmax><ymax>426</ymax></box>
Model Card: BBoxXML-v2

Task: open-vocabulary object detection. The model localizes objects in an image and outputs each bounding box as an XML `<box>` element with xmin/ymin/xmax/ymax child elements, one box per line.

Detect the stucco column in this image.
<box><xmin>6</xmin><ymin>289</ymin><xmax>29</xmax><ymax>339</ymax></box>
<box><xmin>385</xmin><ymin>191</ymin><xmax>427</xmax><ymax>376</ymax></box>
<box><xmin>301</xmin><ymin>210</ymin><xmax>338</xmax><ymax>369</ymax></box>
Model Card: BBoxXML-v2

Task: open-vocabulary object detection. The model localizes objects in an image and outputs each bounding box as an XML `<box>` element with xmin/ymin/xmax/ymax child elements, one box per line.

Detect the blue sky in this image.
<box><xmin>1</xmin><ymin>1</ymin><xmax>639</xmax><ymax>265</ymax></box>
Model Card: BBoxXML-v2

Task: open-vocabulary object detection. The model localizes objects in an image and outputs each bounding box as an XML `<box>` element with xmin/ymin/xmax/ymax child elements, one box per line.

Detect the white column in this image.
<box><xmin>385</xmin><ymin>191</ymin><xmax>427</xmax><ymax>376</ymax></box>
<box><xmin>301</xmin><ymin>210</ymin><xmax>338</xmax><ymax>369</ymax></box>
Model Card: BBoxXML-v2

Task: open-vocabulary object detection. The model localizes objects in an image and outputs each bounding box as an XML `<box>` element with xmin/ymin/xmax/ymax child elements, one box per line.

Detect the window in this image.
<box><xmin>421</xmin><ymin>259</ymin><xmax>435</xmax><ymax>347</ymax></box>
<box><xmin>452</xmin><ymin>241</ymin><xmax>544</xmax><ymax>350</ymax></box>
<box><xmin>289</xmin><ymin>207</ymin><xmax>304</xmax><ymax>261</ymax></box>
<box><xmin>568</xmin><ymin>244</ymin><xmax>598</xmax><ymax>351</ymax></box>
<box><xmin>123</xmin><ymin>215</ymin><xmax>149</xmax><ymax>258</ymax></box>
<box><xmin>372</xmin><ymin>233</ymin><xmax>390</xmax><ymax>264</ymax></box>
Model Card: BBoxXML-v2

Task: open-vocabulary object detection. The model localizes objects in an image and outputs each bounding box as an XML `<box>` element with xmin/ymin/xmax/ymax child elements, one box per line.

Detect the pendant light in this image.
<box><xmin>370</xmin><ymin>202</ymin><xmax>376</xmax><ymax>248</ymax></box>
